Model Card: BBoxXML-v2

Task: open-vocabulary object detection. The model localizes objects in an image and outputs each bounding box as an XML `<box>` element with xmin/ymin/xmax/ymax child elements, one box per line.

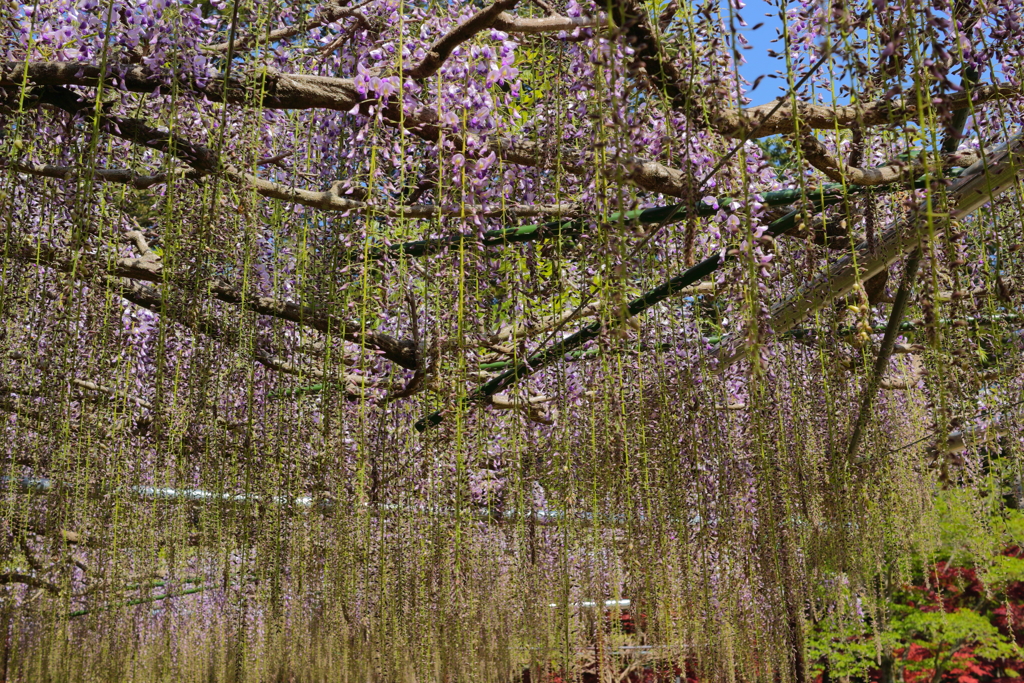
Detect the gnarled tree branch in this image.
<box><xmin>5</xmin><ymin>61</ymin><xmax>1016</xmax><ymax>145</ymax></box>
<box><xmin>798</xmin><ymin>135</ymin><xmax>981</xmax><ymax>185</ymax></box>
<box><xmin>713</xmin><ymin>132</ymin><xmax>1024</xmax><ymax>371</ymax></box>
<box><xmin>1</xmin><ymin>61</ymin><xmax>702</xmax><ymax>197</ymax></box>
<box><xmin>609</xmin><ymin>0</ymin><xmax>692</xmax><ymax>112</ymax></box>
<box><xmin>715</xmin><ymin>85</ymin><xmax>1018</xmax><ymax>139</ymax></box>
<box><xmin>20</xmin><ymin>86</ymin><xmax>570</xmax><ymax>219</ymax></box>
<box><xmin>2</xmin><ymin>160</ymin><xmax>185</xmax><ymax>189</ymax></box>
<box><xmin>491</xmin><ymin>11</ymin><xmax>599</xmax><ymax>33</ymax></box>
<box><xmin>8</xmin><ymin>239</ymin><xmax>419</xmax><ymax>370</ymax></box>
<box><xmin>565</xmin><ymin>6</ymin><xmax>1017</xmax><ymax>141</ymax></box>
<box><xmin>406</xmin><ymin>0</ymin><xmax>521</xmax><ymax>79</ymax></box>
<box><xmin>0</xmin><ymin>572</ymin><xmax>60</xmax><ymax>594</ymax></box>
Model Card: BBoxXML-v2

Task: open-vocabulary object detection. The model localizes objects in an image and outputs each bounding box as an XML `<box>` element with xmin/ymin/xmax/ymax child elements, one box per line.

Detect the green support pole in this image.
<box><xmin>366</xmin><ymin>180</ymin><xmax>928</xmax><ymax>261</ymax></box>
<box><xmin>414</xmin><ymin>201</ymin><xmax>820</xmax><ymax>431</ymax></box>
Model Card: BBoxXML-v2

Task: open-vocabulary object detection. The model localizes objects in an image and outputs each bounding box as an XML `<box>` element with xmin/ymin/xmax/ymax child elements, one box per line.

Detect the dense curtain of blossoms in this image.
<box><xmin>1</xmin><ymin>0</ymin><xmax>1024</xmax><ymax>680</ymax></box>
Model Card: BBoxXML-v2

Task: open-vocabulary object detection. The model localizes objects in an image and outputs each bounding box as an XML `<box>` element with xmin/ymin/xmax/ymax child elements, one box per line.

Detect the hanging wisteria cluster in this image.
<box><xmin>2</xmin><ymin>0</ymin><xmax>1024</xmax><ymax>680</ymax></box>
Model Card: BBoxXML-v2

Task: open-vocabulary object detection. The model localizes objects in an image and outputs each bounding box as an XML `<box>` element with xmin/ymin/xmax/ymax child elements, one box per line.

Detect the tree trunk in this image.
<box><xmin>879</xmin><ymin>654</ymin><xmax>897</xmax><ymax>683</ymax></box>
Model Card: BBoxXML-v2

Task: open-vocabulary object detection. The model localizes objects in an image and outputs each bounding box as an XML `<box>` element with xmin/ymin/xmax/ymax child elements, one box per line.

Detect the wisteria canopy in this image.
<box><xmin>1</xmin><ymin>0</ymin><xmax>1023</xmax><ymax>680</ymax></box>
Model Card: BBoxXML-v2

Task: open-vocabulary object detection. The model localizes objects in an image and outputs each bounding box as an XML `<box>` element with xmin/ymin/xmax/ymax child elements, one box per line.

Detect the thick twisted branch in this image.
<box><xmin>19</xmin><ymin>86</ymin><xmax>569</xmax><ymax>218</ymax></box>
<box><xmin>0</xmin><ymin>62</ymin><xmax>707</xmax><ymax>197</ymax></box>
<box><xmin>491</xmin><ymin>12</ymin><xmax>599</xmax><ymax>33</ymax></box>
<box><xmin>406</xmin><ymin>0</ymin><xmax>521</xmax><ymax>79</ymax></box>
<box><xmin>582</xmin><ymin>3</ymin><xmax>1018</xmax><ymax>139</ymax></box>
<box><xmin>4</xmin><ymin>62</ymin><xmax>1016</xmax><ymax>144</ymax></box>
<box><xmin>715</xmin><ymin>85</ymin><xmax>1018</xmax><ymax>139</ymax></box>
<box><xmin>9</xmin><ymin>239</ymin><xmax>419</xmax><ymax>370</ymax></box>
<box><xmin>2</xmin><ymin>160</ymin><xmax>183</xmax><ymax>189</ymax></box>
<box><xmin>0</xmin><ymin>572</ymin><xmax>60</xmax><ymax>594</ymax></box>
<box><xmin>10</xmin><ymin>158</ymin><xmax>570</xmax><ymax>219</ymax></box>
<box><xmin>798</xmin><ymin>136</ymin><xmax>981</xmax><ymax>186</ymax></box>
<box><xmin>714</xmin><ymin>132</ymin><xmax>1024</xmax><ymax>370</ymax></box>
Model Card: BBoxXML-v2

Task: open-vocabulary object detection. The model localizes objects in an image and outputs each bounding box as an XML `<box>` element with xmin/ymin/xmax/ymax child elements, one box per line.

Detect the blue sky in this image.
<box><xmin>731</xmin><ymin>0</ymin><xmax>793</xmax><ymax>106</ymax></box>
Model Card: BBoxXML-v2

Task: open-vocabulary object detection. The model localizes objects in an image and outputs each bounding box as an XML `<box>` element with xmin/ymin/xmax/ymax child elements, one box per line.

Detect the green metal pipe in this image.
<box><xmin>284</xmin><ymin>176</ymin><xmax>962</xmax><ymax>404</ymax></box>
<box><xmin>69</xmin><ymin>584</ymin><xmax>212</xmax><ymax>618</ymax></box>
<box><xmin>414</xmin><ymin>202</ymin><xmax>814</xmax><ymax>431</ymax></box>
<box><xmin>368</xmin><ymin>180</ymin><xmax>922</xmax><ymax>261</ymax></box>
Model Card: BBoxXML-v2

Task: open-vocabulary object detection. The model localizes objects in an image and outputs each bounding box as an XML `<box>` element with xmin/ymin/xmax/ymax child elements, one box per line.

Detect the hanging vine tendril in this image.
<box><xmin>1</xmin><ymin>0</ymin><xmax>1023</xmax><ymax>680</ymax></box>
